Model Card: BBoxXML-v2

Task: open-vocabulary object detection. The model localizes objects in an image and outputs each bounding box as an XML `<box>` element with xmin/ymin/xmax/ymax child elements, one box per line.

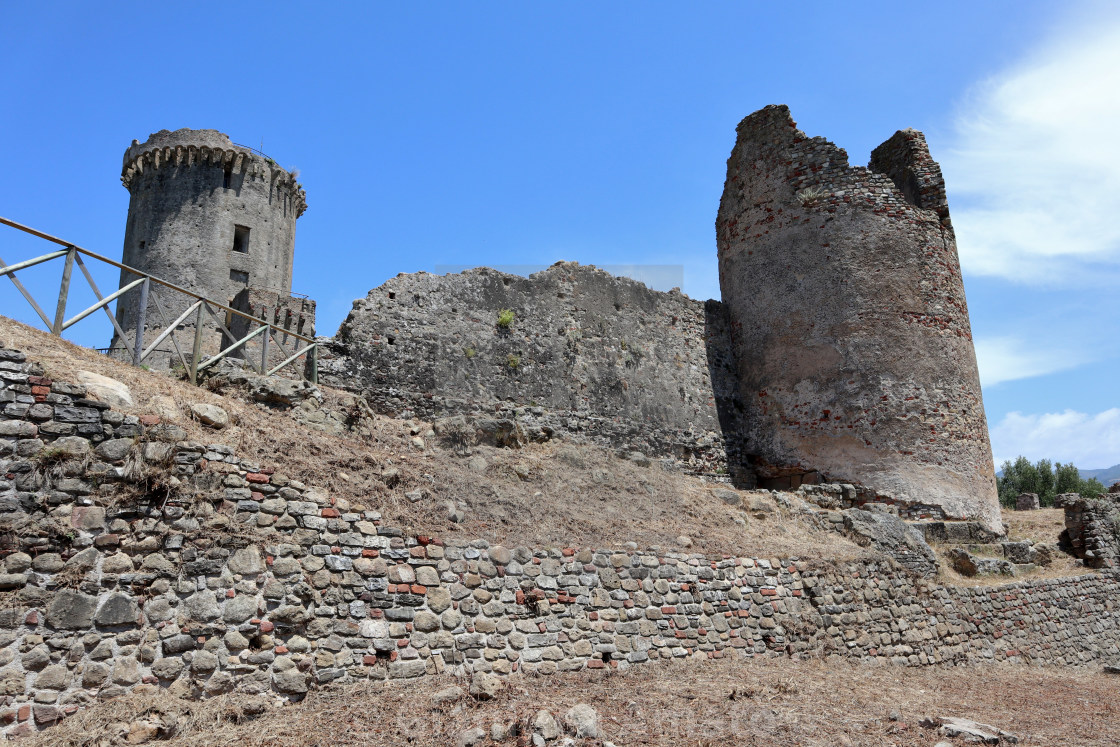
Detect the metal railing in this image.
<box><xmin>231</xmin><ymin>142</ymin><xmax>277</xmax><ymax>163</ymax></box>
<box><xmin>0</xmin><ymin>216</ymin><xmax>317</xmax><ymax>385</ymax></box>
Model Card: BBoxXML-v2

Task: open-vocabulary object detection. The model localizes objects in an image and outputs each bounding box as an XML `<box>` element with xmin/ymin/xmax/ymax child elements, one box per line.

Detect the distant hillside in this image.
<box><xmin>1080</xmin><ymin>464</ymin><xmax>1120</xmax><ymax>487</ymax></box>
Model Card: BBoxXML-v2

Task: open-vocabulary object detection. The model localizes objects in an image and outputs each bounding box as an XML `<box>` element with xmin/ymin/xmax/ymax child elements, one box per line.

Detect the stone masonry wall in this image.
<box><xmin>716</xmin><ymin>105</ymin><xmax>1000</xmax><ymax>531</ymax></box>
<box><xmin>227</xmin><ymin>288</ymin><xmax>317</xmax><ymax>372</ymax></box>
<box><xmin>1059</xmin><ymin>493</ymin><xmax>1120</xmax><ymax>569</ymax></box>
<box><xmin>320</xmin><ymin>263</ymin><xmax>748</xmax><ymax>479</ymax></box>
<box><xmin>113</xmin><ymin>129</ymin><xmax>307</xmax><ymax>370</ymax></box>
<box><xmin>0</xmin><ymin>348</ymin><xmax>1116</xmax><ymax>737</ymax></box>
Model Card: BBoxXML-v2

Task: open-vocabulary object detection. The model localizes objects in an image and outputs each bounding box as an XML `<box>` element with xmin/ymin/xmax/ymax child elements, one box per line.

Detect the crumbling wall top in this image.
<box><xmin>869</xmin><ymin>128</ymin><xmax>951</xmax><ymax>225</ymax></box>
<box><xmin>735</xmin><ymin>104</ymin><xmax>817</xmax><ymax>146</ymax></box>
<box><xmin>729</xmin><ymin>104</ymin><xmax>947</xmax><ymax>223</ymax></box>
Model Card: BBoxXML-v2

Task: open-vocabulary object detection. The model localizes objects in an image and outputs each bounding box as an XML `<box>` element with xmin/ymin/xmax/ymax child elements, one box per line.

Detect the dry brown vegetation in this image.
<box><xmin>24</xmin><ymin>655</ymin><xmax>1120</xmax><ymax>746</ymax></box>
<box><xmin>0</xmin><ymin>316</ymin><xmax>864</xmax><ymax>560</ymax></box>
<box><xmin>1004</xmin><ymin>508</ymin><xmax>1065</xmax><ymax>542</ymax></box>
<box><xmin>933</xmin><ymin>555</ymin><xmax>1093</xmax><ymax>588</ymax></box>
<box><xmin>6</xmin><ymin>316</ymin><xmax>1114</xmax><ymax>747</ymax></box>
<box><xmin>932</xmin><ymin>508</ymin><xmax>1087</xmax><ymax>587</ymax></box>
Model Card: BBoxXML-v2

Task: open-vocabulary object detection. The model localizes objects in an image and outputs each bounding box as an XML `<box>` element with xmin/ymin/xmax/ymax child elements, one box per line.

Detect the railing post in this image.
<box><xmin>0</xmin><ymin>253</ymin><xmax>53</xmax><ymax>329</ymax></box>
<box><xmin>51</xmin><ymin>248</ymin><xmax>76</xmax><ymax>335</ymax></box>
<box><xmin>190</xmin><ymin>302</ymin><xmax>205</xmax><ymax>385</ymax></box>
<box><xmin>132</xmin><ymin>277</ymin><xmax>149</xmax><ymax>366</ymax></box>
<box><xmin>1</xmin><ymin>220</ymin><xmax>319</xmax><ymax>384</ymax></box>
<box><xmin>261</xmin><ymin>324</ymin><xmax>270</xmax><ymax>374</ymax></box>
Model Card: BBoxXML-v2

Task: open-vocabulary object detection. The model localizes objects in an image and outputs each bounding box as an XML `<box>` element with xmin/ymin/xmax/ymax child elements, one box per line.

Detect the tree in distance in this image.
<box><xmin>997</xmin><ymin>456</ymin><xmax>1106</xmax><ymax>507</ymax></box>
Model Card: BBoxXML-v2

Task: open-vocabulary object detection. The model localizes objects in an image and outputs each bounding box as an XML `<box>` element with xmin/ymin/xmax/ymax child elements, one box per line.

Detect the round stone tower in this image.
<box><xmin>716</xmin><ymin>105</ymin><xmax>1000</xmax><ymax>531</ymax></box>
<box><xmin>113</xmin><ymin>128</ymin><xmax>307</xmax><ymax>366</ymax></box>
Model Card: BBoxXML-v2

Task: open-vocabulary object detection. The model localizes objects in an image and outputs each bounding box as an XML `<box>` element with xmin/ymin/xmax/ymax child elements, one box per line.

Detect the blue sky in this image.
<box><xmin>1</xmin><ymin>1</ymin><xmax>1118</xmax><ymax>469</ymax></box>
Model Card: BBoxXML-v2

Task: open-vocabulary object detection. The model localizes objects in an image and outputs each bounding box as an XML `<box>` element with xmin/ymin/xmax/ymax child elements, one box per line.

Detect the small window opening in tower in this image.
<box><xmin>138</xmin><ymin>240</ymin><xmax>146</xmax><ymax>251</ymax></box>
<box><xmin>232</xmin><ymin>225</ymin><xmax>250</xmax><ymax>254</ymax></box>
<box><xmin>229</xmin><ymin>269</ymin><xmax>249</xmax><ymax>285</ymax></box>
<box><xmin>223</xmin><ymin>163</ymin><xmax>233</xmax><ymax>189</ymax></box>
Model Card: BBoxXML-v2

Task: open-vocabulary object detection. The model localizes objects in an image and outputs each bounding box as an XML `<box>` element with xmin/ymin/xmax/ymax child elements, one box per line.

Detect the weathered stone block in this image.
<box><xmin>222</xmin><ymin>595</ymin><xmax>258</xmax><ymax>623</ymax></box>
<box><xmin>53</xmin><ymin>406</ymin><xmax>101</xmax><ymax>424</ymax></box>
<box><xmin>76</xmin><ymin>371</ymin><xmax>133</xmax><ymax>409</ymax></box>
<box><xmin>227</xmin><ymin>547</ymin><xmax>264</xmax><ymax>575</ymax></box>
<box><xmin>34</xmin><ymin>665</ymin><xmax>70</xmax><ymax>690</ymax></box>
<box><xmin>46</xmin><ymin>590</ymin><xmax>97</xmax><ymax>629</ymax></box>
<box><xmin>94</xmin><ymin>592</ymin><xmax>140</xmax><ymax>627</ymax></box>
<box><xmin>189</xmin><ymin>403</ymin><xmax>229</xmax><ymax>429</ymax></box>
<box><xmin>182</xmin><ymin>591</ymin><xmax>221</xmax><ymax>622</ymax></box>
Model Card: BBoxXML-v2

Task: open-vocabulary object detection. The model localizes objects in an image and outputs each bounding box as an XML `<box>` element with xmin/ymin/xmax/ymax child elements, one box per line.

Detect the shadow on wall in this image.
<box><xmin>702</xmin><ymin>298</ymin><xmax>754</xmax><ymax>489</ymax></box>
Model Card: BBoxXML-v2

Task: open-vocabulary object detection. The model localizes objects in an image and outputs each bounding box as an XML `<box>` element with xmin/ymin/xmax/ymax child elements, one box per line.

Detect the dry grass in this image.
<box><xmin>23</xmin><ymin>656</ymin><xmax>1120</xmax><ymax>746</ymax></box>
<box><xmin>933</xmin><ymin>507</ymin><xmax>1089</xmax><ymax>587</ymax></box>
<box><xmin>1003</xmin><ymin>508</ymin><xmax>1065</xmax><ymax>543</ymax></box>
<box><xmin>934</xmin><ymin>557</ymin><xmax>1096</xmax><ymax>588</ymax></box>
<box><xmin>6</xmin><ymin>317</ymin><xmax>1118</xmax><ymax>745</ymax></box>
<box><xmin>0</xmin><ymin>316</ymin><xmax>865</xmax><ymax>560</ymax></box>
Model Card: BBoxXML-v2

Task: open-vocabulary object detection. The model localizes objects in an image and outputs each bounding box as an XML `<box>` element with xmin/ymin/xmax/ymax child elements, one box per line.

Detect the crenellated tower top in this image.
<box><xmin>121</xmin><ymin>128</ymin><xmax>307</xmax><ymax>217</ymax></box>
<box><xmin>111</xmin><ymin>127</ymin><xmax>312</xmax><ymax>369</ymax></box>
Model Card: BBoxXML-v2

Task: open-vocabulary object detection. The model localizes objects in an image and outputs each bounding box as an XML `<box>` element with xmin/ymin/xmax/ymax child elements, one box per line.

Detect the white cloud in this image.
<box><xmin>973</xmin><ymin>335</ymin><xmax>1092</xmax><ymax>387</ymax></box>
<box><xmin>990</xmin><ymin>408</ymin><xmax>1120</xmax><ymax>468</ymax></box>
<box><xmin>943</xmin><ymin>15</ymin><xmax>1120</xmax><ymax>285</ymax></box>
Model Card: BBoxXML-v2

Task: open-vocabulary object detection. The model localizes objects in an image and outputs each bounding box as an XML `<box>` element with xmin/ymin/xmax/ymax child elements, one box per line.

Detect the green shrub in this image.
<box><xmin>997</xmin><ymin>456</ymin><xmax>1106</xmax><ymax>506</ymax></box>
<box><xmin>497</xmin><ymin>309</ymin><xmax>515</xmax><ymax>329</ymax></box>
<box><xmin>506</xmin><ymin>354</ymin><xmax>520</xmax><ymax>370</ymax></box>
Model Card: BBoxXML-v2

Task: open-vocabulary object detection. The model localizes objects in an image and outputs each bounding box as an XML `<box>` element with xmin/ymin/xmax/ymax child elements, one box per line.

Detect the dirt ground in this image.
<box><xmin>24</xmin><ymin>655</ymin><xmax>1120</xmax><ymax>746</ymax></box>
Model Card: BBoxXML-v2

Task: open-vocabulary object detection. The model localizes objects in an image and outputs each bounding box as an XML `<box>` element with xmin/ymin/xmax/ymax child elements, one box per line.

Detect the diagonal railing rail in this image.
<box><xmin>0</xmin><ymin>216</ymin><xmax>317</xmax><ymax>385</ymax></box>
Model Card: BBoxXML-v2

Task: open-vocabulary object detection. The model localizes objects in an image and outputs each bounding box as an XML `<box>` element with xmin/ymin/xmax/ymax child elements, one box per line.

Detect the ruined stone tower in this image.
<box><xmin>113</xmin><ymin>129</ymin><xmax>313</xmax><ymax>367</ymax></box>
<box><xmin>716</xmin><ymin>105</ymin><xmax>1000</xmax><ymax>531</ymax></box>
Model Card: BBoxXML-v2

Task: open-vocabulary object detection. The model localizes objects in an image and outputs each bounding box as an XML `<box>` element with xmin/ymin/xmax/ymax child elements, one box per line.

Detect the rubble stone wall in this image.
<box><xmin>1059</xmin><ymin>493</ymin><xmax>1120</xmax><ymax>568</ymax></box>
<box><xmin>319</xmin><ymin>263</ymin><xmax>747</xmax><ymax>478</ymax></box>
<box><xmin>227</xmin><ymin>288</ymin><xmax>317</xmax><ymax>372</ymax></box>
<box><xmin>715</xmin><ymin>104</ymin><xmax>1000</xmax><ymax>531</ymax></box>
<box><xmin>0</xmin><ymin>349</ymin><xmax>1116</xmax><ymax>737</ymax></box>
